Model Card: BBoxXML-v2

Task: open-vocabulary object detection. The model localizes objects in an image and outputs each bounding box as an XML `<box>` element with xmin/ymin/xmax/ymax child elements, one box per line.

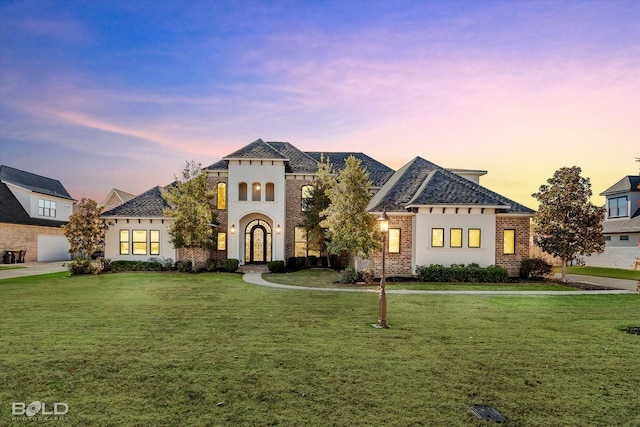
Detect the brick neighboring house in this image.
<box><xmin>0</xmin><ymin>165</ymin><xmax>74</xmax><ymax>262</ymax></box>
<box><xmin>102</xmin><ymin>139</ymin><xmax>535</xmax><ymax>276</ymax></box>
<box><xmin>584</xmin><ymin>175</ymin><xmax>640</xmax><ymax>269</ymax></box>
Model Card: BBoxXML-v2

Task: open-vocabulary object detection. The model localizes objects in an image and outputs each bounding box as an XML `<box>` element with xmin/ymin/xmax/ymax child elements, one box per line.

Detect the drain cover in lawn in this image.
<box><xmin>623</xmin><ymin>327</ymin><xmax>640</xmax><ymax>335</ymax></box>
<box><xmin>468</xmin><ymin>405</ymin><xmax>506</xmax><ymax>423</ymax></box>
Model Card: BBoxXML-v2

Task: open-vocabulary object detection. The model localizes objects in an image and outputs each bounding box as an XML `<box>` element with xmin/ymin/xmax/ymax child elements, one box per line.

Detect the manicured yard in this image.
<box><xmin>1</xmin><ymin>272</ymin><xmax>638</xmax><ymax>426</ymax></box>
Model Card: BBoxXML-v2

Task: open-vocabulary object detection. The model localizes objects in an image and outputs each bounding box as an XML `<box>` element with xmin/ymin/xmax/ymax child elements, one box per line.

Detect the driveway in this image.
<box><xmin>0</xmin><ymin>261</ymin><xmax>68</xmax><ymax>280</ymax></box>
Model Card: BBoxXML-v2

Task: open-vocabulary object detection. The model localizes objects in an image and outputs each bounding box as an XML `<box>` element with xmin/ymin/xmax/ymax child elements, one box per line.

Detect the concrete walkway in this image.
<box><xmin>0</xmin><ymin>261</ymin><xmax>68</xmax><ymax>280</ymax></box>
<box><xmin>243</xmin><ymin>273</ymin><xmax>637</xmax><ymax>295</ymax></box>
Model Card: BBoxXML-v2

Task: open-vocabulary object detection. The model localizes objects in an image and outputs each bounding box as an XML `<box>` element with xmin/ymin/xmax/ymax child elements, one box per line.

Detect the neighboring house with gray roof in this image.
<box><xmin>0</xmin><ymin>165</ymin><xmax>75</xmax><ymax>262</ymax></box>
<box><xmin>101</xmin><ymin>139</ymin><xmax>535</xmax><ymax>276</ymax></box>
<box><xmin>584</xmin><ymin>175</ymin><xmax>640</xmax><ymax>269</ymax></box>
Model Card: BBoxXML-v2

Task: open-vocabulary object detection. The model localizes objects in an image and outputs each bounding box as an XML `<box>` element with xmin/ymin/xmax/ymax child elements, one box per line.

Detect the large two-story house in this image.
<box><xmin>0</xmin><ymin>165</ymin><xmax>74</xmax><ymax>262</ymax></box>
<box><xmin>585</xmin><ymin>175</ymin><xmax>640</xmax><ymax>269</ymax></box>
<box><xmin>102</xmin><ymin>139</ymin><xmax>534</xmax><ymax>276</ymax></box>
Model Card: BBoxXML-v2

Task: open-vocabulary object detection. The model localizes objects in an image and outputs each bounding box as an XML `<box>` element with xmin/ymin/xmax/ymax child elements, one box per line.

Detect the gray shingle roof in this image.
<box><xmin>305</xmin><ymin>151</ymin><xmax>394</xmax><ymax>187</ymax></box>
<box><xmin>206</xmin><ymin>140</ymin><xmax>395</xmax><ymax>185</ymax></box>
<box><xmin>223</xmin><ymin>139</ymin><xmax>288</xmax><ymax>161</ymax></box>
<box><xmin>0</xmin><ymin>165</ymin><xmax>73</xmax><ymax>199</ymax></box>
<box><xmin>369</xmin><ymin>157</ymin><xmax>534</xmax><ymax>215</ymax></box>
<box><xmin>600</xmin><ymin>176</ymin><xmax>640</xmax><ymax>196</ymax></box>
<box><xmin>102</xmin><ymin>186</ymin><xmax>170</xmax><ymax>217</ymax></box>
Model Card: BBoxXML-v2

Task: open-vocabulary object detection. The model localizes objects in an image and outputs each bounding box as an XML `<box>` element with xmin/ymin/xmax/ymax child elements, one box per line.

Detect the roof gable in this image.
<box><xmin>369</xmin><ymin>156</ymin><xmax>534</xmax><ymax>214</ymax></box>
<box><xmin>600</xmin><ymin>175</ymin><xmax>640</xmax><ymax>196</ymax></box>
<box><xmin>102</xmin><ymin>186</ymin><xmax>170</xmax><ymax>217</ymax></box>
<box><xmin>0</xmin><ymin>165</ymin><xmax>72</xmax><ymax>199</ymax></box>
<box><xmin>222</xmin><ymin>139</ymin><xmax>288</xmax><ymax>161</ymax></box>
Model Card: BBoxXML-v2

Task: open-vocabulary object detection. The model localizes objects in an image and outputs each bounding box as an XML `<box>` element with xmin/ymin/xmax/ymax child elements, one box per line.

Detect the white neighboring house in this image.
<box><xmin>0</xmin><ymin>165</ymin><xmax>74</xmax><ymax>262</ymax></box>
<box><xmin>585</xmin><ymin>175</ymin><xmax>640</xmax><ymax>269</ymax></box>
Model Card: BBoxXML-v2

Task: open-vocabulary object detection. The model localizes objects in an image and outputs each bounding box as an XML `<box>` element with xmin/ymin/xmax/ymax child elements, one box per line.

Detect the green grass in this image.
<box><xmin>266</xmin><ymin>269</ymin><xmax>578</xmax><ymax>291</ymax></box>
<box><xmin>553</xmin><ymin>266</ymin><xmax>640</xmax><ymax>281</ymax></box>
<box><xmin>1</xmin><ymin>272</ymin><xmax>639</xmax><ymax>426</ymax></box>
<box><xmin>0</xmin><ymin>265</ymin><xmax>26</xmax><ymax>271</ymax></box>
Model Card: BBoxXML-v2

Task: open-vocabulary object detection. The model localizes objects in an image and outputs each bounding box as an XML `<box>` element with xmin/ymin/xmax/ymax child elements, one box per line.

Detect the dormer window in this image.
<box><xmin>38</xmin><ymin>199</ymin><xmax>56</xmax><ymax>217</ymax></box>
<box><xmin>608</xmin><ymin>196</ymin><xmax>628</xmax><ymax>218</ymax></box>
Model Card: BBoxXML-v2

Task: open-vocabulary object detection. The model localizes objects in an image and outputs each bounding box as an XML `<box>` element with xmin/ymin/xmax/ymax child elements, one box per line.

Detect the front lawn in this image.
<box><xmin>1</xmin><ymin>272</ymin><xmax>638</xmax><ymax>426</ymax></box>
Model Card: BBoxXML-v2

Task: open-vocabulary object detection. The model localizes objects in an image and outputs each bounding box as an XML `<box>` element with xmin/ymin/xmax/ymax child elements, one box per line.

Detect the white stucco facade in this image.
<box><xmin>413</xmin><ymin>207</ymin><xmax>497</xmax><ymax>270</ymax></box>
<box><xmin>226</xmin><ymin>159</ymin><xmax>287</xmax><ymax>264</ymax></box>
<box><xmin>104</xmin><ymin>218</ymin><xmax>176</xmax><ymax>262</ymax></box>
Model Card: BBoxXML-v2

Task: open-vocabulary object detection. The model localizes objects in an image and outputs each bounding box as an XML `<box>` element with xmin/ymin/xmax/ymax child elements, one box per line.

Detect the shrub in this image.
<box><xmin>295</xmin><ymin>256</ymin><xmax>306</xmax><ymax>270</ymax></box>
<box><xmin>176</xmin><ymin>260</ymin><xmax>192</xmax><ymax>272</ymax></box>
<box><xmin>307</xmin><ymin>255</ymin><xmax>318</xmax><ymax>267</ymax></box>
<box><xmin>147</xmin><ymin>258</ymin><xmax>163</xmax><ymax>271</ymax></box>
<box><xmin>287</xmin><ymin>257</ymin><xmax>299</xmax><ymax>271</ymax></box>
<box><xmin>224</xmin><ymin>258</ymin><xmax>239</xmax><ymax>273</ymax></box>
<box><xmin>205</xmin><ymin>258</ymin><xmax>217</xmax><ymax>272</ymax></box>
<box><xmin>268</xmin><ymin>260</ymin><xmax>286</xmax><ymax>273</ymax></box>
<box><xmin>68</xmin><ymin>257</ymin><xmax>106</xmax><ymax>275</ymax></box>
<box><xmin>340</xmin><ymin>267</ymin><xmax>358</xmax><ymax>284</ymax></box>
<box><xmin>416</xmin><ymin>263</ymin><xmax>509</xmax><ymax>283</ymax></box>
<box><xmin>520</xmin><ymin>257</ymin><xmax>552</xmax><ymax>280</ymax></box>
<box><xmin>361</xmin><ymin>268</ymin><xmax>374</xmax><ymax>284</ymax></box>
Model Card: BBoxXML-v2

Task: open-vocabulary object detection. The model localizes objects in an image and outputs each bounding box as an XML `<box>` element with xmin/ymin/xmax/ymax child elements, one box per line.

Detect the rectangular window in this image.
<box><xmin>604</xmin><ymin>235</ymin><xmax>611</xmax><ymax>241</ymax></box>
<box><xmin>38</xmin><ymin>199</ymin><xmax>57</xmax><ymax>217</ymax></box>
<box><xmin>217</xmin><ymin>183</ymin><xmax>226</xmax><ymax>210</ymax></box>
<box><xmin>119</xmin><ymin>230</ymin><xmax>130</xmax><ymax>255</ymax></box>
<box><xmin>388</xmin><ymin>228</ymin><xmax>400</xmax><ymax>253</ymax></box>
<box><xmin>468</xmin><ymin>228</ymin><xmax>481</xmax><ymax>248</ymax></box>
<box><xmin>431</xmin><ymin>228</ymin><xmax>444</xmax><ymax>247</ymax></box>
<box><xmin>608</xmin><ymin>196</ymin><xmax>628</xmax><ymax>218</ymax></box>
<box><xmin>620</xmin><ymin>235</ymin><xmax>630</xmax><ymax>241</ymax></box>
<box><xmin>132</xmin><ymin>230</ymin><xmax>147</xmax><ymax>255</ymax></box>
<box><xmin>450</xmin><ymin>228</ymin><xmax>463</xmax><ymax>248</ymax></box>
<box><xmin>294</xmin><ymin>226</ymin><xmax>307</xmax><ymax>257</ymax></box>
<box><xmin>150</xmin><ymin>230</ymin><xmax>160</xmax><ymax>255</ymax></box>
<box><xmin>239</xmin><ymin>183</ymin><xmax>247</xmax><ymax>201</ymax></box>
<box><xmin>301</xmin><ymin>185</ymin><xmax>313</xmax><ymax>212</ymax></box>
<box><xmin>503</xmin><ymin>229</ymin><xmax>516</xmax><ymax>254</ymax></box>
<box><xmin>217</xmin><ymin>232</ymin><xmax>226</xmax><ymax>250</ymax></box>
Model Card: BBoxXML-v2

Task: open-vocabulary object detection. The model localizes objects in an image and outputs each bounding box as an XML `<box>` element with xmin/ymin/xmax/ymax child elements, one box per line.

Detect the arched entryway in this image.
<box><xmin>245</xmin><ymin>219</ymin><xmax>272</xmax><ymax>263</ymax></box>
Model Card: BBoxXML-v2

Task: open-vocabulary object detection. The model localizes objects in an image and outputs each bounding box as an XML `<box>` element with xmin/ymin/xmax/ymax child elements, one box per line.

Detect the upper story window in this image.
<box><xmin>239</xmin><ymin>183</ymin><xmax>247</xmax><ymax>201</ymax></box>
<box><xmin>217</xmin><ymin>183</ymin><xmax>226</xmax><ymax>209</ymax></box>
<box><xmin>266</xmin><ymin>182</ymin><xmax>275</xmax><ymax>202</ymax></box>
<box><xmin>38</xmin><ymin>199</ymin><xmax>56</xmax><ymax>217</ymax></box>
<box><xmin>608</xmin><ymin>196</ymin><xmax>628</xmax><ymax>218</ymax></box>
<box><xmin>252</xmin><ymin>182</ymin><xmax>261</xmax><ymax>201</ymax></box>
<box><xmin>301</xmin><ymin>185</ymin><xmax>313</xmax><ymax>211</ymax></box>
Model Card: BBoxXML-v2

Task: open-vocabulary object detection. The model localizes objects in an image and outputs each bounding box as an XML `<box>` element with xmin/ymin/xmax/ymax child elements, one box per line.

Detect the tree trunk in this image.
<box><xmin>560</xmin><ymin>257</ymin><xmax>569</xmax><ymax>283</ymax></box>
<box><xmin>190</xmin><ymin>247</ymin><xmax>196</xmax><ymax>272</ymax></box>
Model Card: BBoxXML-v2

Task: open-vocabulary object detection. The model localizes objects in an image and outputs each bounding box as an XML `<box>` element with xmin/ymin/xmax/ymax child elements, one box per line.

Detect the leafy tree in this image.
<box><xmin>303</xmin><ymin>154</ymin><xmax>335</xmax><ymax>266</ymax></box>
<box><xmin>63</xmin><ymin>198</ymin><xmax>107</xmax><ymax>258</ymax></box>
<box><xmin>161</xmin><ymin>161</ymin><xmax>217</xmax><ymax>270</ymax></box>
<box><xmin>321</xmin><ymin>155</ymin><xmax>380</xmax><ymax>271</ymax></box>
<box><xmin>532</xmin><ymin>166</ymin><xmax>605</xmax><ymax>282</ymax></box>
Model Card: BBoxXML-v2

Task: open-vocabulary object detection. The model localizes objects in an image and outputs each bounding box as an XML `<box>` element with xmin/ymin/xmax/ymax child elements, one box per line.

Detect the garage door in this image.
<box><xmin>37</xmin><ymin>235</ymin><xmax>71</xmax><ymax>261</ymax></box>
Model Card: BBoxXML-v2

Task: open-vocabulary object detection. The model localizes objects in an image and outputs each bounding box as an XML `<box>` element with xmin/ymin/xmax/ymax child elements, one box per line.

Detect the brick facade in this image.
<box><xmin>495</xmin><ymin>215</ymin><xmax>530</xmax><ymax>277</ymax></box>
<box><xmin>284</xmin><ymin>178</ymin><xmax>314</xmax><ymax>261</ymax></box>
<box><xmin>371</xmin><ymin>215</ymin><xmax>414</xmax><ymax>277</ymax></box>
<box><xmin>0</xmin><ymin>223</ymin><xmax>66</xmax><ymax>262</ymax></box>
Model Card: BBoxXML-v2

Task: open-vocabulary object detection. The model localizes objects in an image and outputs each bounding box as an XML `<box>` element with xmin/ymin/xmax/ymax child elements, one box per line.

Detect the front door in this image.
<box><xmin>245</xmin><ymin>220</ymin><xmax>272</xmax><ymax>263</ymax></box>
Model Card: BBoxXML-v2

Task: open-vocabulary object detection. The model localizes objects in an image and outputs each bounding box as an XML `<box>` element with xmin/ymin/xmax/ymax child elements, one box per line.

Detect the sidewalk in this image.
<box><xmin>243</xmin><ymin>273</ymin><xmax>636</xmax><ymax>295</ymax></box>
<box><xmin>0</xmin><ymin>261</ymin><xmax>68</xmax><ymax>280</ymax></box>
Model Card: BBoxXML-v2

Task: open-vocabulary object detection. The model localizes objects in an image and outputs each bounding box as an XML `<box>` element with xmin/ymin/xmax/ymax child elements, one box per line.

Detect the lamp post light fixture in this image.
<box><xmin>374</xmin><ymin>208</ymin><xmax>390</xmax><ymax>329</ymax></box>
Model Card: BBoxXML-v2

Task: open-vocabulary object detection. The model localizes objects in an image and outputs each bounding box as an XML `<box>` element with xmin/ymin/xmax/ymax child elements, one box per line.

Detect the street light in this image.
<box><xmin>374</xmin><ymin>208</ymin><xmax>390</xmax><ymax>329</ymax></box>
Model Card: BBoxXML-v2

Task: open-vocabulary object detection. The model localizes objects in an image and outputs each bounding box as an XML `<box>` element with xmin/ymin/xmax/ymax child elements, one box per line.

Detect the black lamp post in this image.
<box><xmin>374</xmin><ymin>208</ymin><xmax>390</xmax><ymax>328</ymax></box>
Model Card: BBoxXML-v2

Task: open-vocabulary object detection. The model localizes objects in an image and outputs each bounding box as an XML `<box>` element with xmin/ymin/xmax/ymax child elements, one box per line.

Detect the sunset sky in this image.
<box><xmin>1</xmin><ymin>0</ymin><xmax>638</xmax><ymax>209</ymax></box>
